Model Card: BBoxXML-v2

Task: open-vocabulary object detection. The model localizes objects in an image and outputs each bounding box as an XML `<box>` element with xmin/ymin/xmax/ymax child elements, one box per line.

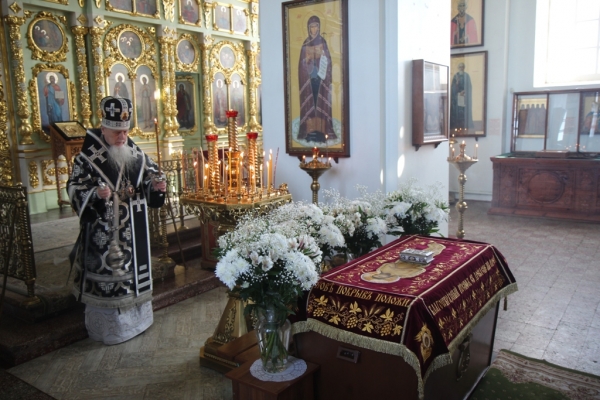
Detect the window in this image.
<box><xmin>534</xmin><ymin>0</ymin><xmax>600</xmax><ymax>86</ymax></box>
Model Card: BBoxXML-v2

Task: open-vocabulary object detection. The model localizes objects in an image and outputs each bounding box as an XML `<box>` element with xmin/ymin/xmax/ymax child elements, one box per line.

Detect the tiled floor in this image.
<box><xmin>6</xmin><ymin>201</ymin><xmax>600</xmax><ymax>398</ymax></box>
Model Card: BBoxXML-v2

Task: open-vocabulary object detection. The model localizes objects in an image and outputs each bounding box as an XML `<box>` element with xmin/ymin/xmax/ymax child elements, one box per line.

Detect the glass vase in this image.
<box><xmin>255</xmin><ymin>305</ymin><xmax>291</xmax><ymax>373</ymax></box>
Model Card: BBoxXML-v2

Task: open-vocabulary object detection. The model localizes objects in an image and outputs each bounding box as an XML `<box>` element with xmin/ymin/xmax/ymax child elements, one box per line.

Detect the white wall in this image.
<box><xmin>260</xmin><ymin>0</ymin><xmax>451</xmax><ymax>236</ymax></box>
<box><xmin>449</xmin><ymin>0</ymin><xmax>511</xmax><ymax>201</ymax></box>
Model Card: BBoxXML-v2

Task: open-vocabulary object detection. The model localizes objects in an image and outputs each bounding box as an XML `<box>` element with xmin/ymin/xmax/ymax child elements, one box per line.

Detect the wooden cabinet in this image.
<box><xmin>489</xmin><ymin>154</ymin><xmax>600</xmax><ymax>222</ymax></box>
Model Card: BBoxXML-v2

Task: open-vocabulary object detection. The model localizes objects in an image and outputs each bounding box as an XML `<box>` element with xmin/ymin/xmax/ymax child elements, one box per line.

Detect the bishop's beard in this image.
<box><xmin>108</xmin><ymin>144</ymin><xmax>137</xmax><ymax>172</ymax></box>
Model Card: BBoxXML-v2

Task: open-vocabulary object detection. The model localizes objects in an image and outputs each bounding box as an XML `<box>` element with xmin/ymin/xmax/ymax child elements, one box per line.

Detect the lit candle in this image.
<box><xmin>228</xmin><ymin>147</ymin><xmax>232</xmax><ymax>190</ymax></box>
<box><xmin>475</xmin><ymin>143</ymin><xmax>478</xmax><ymax>159</ymax></box>
<box><xmin>259</xmin><ymin>164</ymin><xmax>263</xmax><ymax>191</ymax></box>
<box><xmin>451</xmin><ymin>146</ymin><xmax>455</xmax><ymax>158</ymax></box>
<box><xmin>204</xmin><ymin>163</ymin><xmax>208</xmax><ymax>193</ymax></box>
<box><xmin>263</xmin><ymin>151</ymin><xmax>266</xmax><ymax>189</ymax></box>
<box><xmin>154</xmin><ymin>118</ymin><xmax>161</xmax><ymax>174</ymax></box>
<box><xmin>325</xmin><ymin>134</ymin><xmax>329</xmax><ymax>159</ymax></box>
<box><xmin>194</xmin><ymin>160</ymin><xmax>199</xmax><ymax>191</ymax></box>
<box><xmin>328</xmin><ymin>157</ymin><xmax>331</xmax><ymax>165</ymax></box>
<box><xmin>267</xmin><ymin>150</ymin><xmax>272</xmax><ymax>189</ymax></box>
<box><xmin>302</xmin><ymin>155</ymin><xmax>306</xmax><ymax>164</ymax></box>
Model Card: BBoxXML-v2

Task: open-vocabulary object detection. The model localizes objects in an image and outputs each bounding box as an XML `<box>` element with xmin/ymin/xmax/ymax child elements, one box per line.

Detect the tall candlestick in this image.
<box><xmin>273</xmin><ymin>148</ymin><xmax>279</xmax><ymax>189</ymax></box>
<box><xmin>154</xmin><ymin>118</ymin><xmax>162</xmax><ymax>174</ymax></box>
<box><xmin>267</xmin><ymin>150</ymin><xmax>272</xmax><ymax>189</ymax></box>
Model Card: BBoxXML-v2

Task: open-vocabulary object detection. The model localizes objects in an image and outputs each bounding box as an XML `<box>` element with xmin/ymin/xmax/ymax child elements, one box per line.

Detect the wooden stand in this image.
<box><xmin>49</xmin><ymin>122</ymin><xmax>86</xmax><ymax>208</ymax></box>
<box><xmin>490</xmin><ymin>155</ymin><xmax>600</xmax><ymax>222</ymax></box>
<box><xmin>225</xmin><ymin>359</ymin><xmax>319</xmax><ymax>400</ymax></box>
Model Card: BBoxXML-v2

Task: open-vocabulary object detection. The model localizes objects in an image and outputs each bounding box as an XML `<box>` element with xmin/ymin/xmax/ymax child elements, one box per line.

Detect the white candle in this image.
<box><xmin>475</xmin><ymin>143</ymin><xmax>478</xmax><ymax>159</ymax></box>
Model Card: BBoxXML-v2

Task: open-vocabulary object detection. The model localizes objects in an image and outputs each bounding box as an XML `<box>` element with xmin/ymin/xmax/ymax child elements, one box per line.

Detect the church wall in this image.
<box><xmin>260</xmin><ymin>0</ymin><xmax>450</xmax><ymax>237</ymax></box>
<box><xmin>448</xmin><ymin>0</ymin><xmax>511</xmax><ymax>202</ymax></box>
<box><xmin>0</xmin><ymin>0</ymin><xmax>261</xmax><ymax>214</ymax></box>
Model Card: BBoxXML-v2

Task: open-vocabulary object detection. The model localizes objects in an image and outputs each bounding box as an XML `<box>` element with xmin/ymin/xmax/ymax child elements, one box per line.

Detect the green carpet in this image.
<box><xmin>469</xmin><ymin>349</ymin><xmax>600</xmax><ymax>400</ymax></box>
<box><xmin>0</xmin><ymin>369</ymin><xmax>56</xmax><ymax>399</ymax></box>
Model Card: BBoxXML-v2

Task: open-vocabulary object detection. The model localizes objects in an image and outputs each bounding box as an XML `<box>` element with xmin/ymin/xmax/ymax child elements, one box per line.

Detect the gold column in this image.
<box><xmin>158</xmin><ymin>35</ymin><xmax>174</xmax><ymax>136</ymax></box>
<box><xmin>0</xmin><ymin>34</ymin><xmax>14</xmax><ymax>185</ymax></box>
<box><xmin>206</xmin><ymin>134</ymin><xmax>219</xmax><ymax>196</ymax></box>
<box><xmin>201</xmin><ymin>34</ymin><xmax>216</xmax><ymax>136</ymax></box>
<box><xmin>246</xmin><ymin>42</ymin><xmax>260</xmax><ymax>133</ymax></box>
<box><xmin>90</xmin><ymin>24</ymin><xmax>107</xmax><ymax>126</ymax></box>
<box><xmin>247</xmin><ymin>132</ymin><xmax>258</xmax><ymax>194</ymax></box>
<box><xmin>168</xmin><ymin>35</ymin><xmax>179</xmax><ymax>136</ymax></box>
<box><xmin>71</xmin><ymin>26</ymin><xmax>93</xmax><ymax>128</ymax></box>
<box><xmin>5</xmin><ymin>15</ymin><xmax>33</xmax><ymax>145</ymax></box>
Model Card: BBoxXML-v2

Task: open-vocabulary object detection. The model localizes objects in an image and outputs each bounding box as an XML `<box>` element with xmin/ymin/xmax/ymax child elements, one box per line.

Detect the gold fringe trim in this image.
<box><xmin>291</xmin><ymin>282</ymin><xmax>519</xmax><ymax>400</ymax></box>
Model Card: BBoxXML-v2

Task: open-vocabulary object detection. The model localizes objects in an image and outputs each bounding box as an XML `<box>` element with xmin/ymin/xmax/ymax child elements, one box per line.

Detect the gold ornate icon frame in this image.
<box><xmin>27</xmin><ymin>12</ymin><xmax>69</xmax><ymax>63</ymax></box>
<box><xmin>29</xmin><ymin>64</ymin><xmax>77</xmax><ymax>143</ymax></box>
<box><xmin>175</xmin><ymin>75</ymin><xmax>198</xmax><ymax>136</ymax></box>
<box><xmin>176</xmin><ymin>33</ymin><xmax>201</xmax><ymax>73</ymax></box>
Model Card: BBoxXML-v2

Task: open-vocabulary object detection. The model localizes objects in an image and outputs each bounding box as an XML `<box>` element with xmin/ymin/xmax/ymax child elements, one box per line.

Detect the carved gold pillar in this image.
<box><xmin>163</xmin><ymin>0</ymin><xmax>175</xmax><ymax>22</ymax></box>
<box><xmin>250</xmin><ymin>1</ymin><xmax>259</xmax><ymax>37</ymax></box>
<box><xmin>201</xmin><ymin>34</ymin><xmax>216</xmax><ymax>136</ymax></box>
<box><xmin>246</xmin><ymin>42</ymin><xmax>261</xmax><ymax>133</ymax></box>
<box><xmin>158</xmin><ymin>35</ymin><xmax>175</xmax><ymax>137</ymax></box>
<box><xmin>168</xmin><ymin>34</ymin><xmax>179</xmax><ymax>136</ymax></box>
<box><xmin>71</xmin><ymin>26</ymin><xmax>93</xmax><ymax>128</ymax></box>
<box><xmin>90</xmin><ymin>25</ymin><xmax>107</xmax><ymax>126</ymax></box>
<box><xmin>5</xmin><ymin>15</ymin><xmax>33</xmax><ymax>145</ymax></box>
<box><xmin>203</xmin><ymin>1</ymin><xmax>213</xmax><ymax>28</ymax></box>
<box><xmin>0</xmin><ymin>45</ymin><xmax>14</xmax><ymax>185</ymax></box>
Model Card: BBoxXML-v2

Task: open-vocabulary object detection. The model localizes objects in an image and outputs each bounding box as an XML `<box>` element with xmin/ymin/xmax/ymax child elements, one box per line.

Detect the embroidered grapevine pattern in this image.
<box><xmin>309</xmin><ymin>295</ymin><xmax>404</xmax><ymax>338</ymax></box>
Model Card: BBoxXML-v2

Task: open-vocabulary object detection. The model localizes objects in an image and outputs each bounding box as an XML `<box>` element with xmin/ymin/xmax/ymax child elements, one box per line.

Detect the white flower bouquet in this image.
<box><xmin>321</xmin><ymin>188</ymin><xmax>388</xmax><ymax>258</ymax></box>
<box><xmin>385</xmin><ymin>179</ymin><xmax>449</xmax><ymax>236</ymax></box>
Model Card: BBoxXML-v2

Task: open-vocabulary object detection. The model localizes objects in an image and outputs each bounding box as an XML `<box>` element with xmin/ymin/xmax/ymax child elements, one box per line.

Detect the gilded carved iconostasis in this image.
<box><xmin>0</xmin><ymin>0</ymin><xmax>262</xmax><ymax>213</ymax></box>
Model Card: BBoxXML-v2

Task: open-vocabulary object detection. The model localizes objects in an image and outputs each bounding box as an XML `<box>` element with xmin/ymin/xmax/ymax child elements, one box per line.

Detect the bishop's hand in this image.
<box><xmin>97</xmin><ymin>182</ymin><xmax>112</xmax><ymax>199</ymax></box>
<box><xmin>152</xmin><ymin>177</ymin><xmax>167</xmax><ymax>192</ymax></box>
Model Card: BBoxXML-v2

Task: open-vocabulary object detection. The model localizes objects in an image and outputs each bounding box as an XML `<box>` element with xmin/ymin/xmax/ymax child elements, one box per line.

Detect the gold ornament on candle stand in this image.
<box><xmin>447</xmin><ymin>140</ymin><xmax>478</xmax><ymax>239</ymax></box>
<box><xmin>299</xmin><ymin>146</ymin><xmax>332</xmax><ymax>205</ymax></box>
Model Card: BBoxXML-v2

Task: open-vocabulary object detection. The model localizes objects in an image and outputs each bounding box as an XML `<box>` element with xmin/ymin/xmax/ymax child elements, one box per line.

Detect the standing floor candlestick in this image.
<box><xmin>299</xmin><ymin>147</ymin><xmax>332</xmax><ymax>205</ymax></box>
<box><xmin>448</xmin><ymin>141</ymin><xmax>478</xmax><ymax>239</ymax></box>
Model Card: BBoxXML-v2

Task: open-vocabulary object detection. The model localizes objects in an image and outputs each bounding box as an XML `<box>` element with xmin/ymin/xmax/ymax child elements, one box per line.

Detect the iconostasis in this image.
<box><xmin>0</xmin><ymin>0</ymin><xmax>261</xmax><ymax>213</ymax></box>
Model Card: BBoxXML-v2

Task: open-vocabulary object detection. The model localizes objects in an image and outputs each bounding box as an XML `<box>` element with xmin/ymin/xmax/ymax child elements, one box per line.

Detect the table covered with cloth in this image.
<box><xmin>292</xmin><ymin>235</ymin><xmax>517</xmax><ymax>399</ymax></box>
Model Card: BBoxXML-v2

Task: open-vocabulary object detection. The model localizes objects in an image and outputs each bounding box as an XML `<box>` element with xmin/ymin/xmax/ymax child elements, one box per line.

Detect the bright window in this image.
<box><xmin>535</xmin><ymin>0</ymin><xmax>600</xmax><ymax>86</ymax></box>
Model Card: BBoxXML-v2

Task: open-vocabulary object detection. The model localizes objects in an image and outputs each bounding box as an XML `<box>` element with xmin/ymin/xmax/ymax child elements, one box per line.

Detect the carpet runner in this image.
<box><xmin>469</xmin><ymin>349</ymin><xmax>600</xmax><ymax>400</ymax></box>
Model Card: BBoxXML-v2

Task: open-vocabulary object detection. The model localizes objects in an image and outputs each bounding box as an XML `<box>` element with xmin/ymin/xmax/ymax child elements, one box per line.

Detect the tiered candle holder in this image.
<box><xmin>299</xmin><ymin>146</ymin><xmax>332</xmax><ymax>205</ymax></box>
<box><xmin>447</xmin><ymin>141</ymin><xmax>478</xmax><ymax>239</ymax></box>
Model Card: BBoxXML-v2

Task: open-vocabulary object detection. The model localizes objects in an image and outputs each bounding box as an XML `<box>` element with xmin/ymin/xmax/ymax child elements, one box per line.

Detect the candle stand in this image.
<box><xmin>448</xmin><ymin>141</ymin><xmax>478</xmax><ymax>239</ymax></box>
<box><xmin>178</xmin><ymin>110</ymin><xmax>292</xmax><ymax>373</ymax></box>
<box><xmin>299</xmin><ymin>147</ymin><xmax>332</xmax><ymax>205</ymax></box>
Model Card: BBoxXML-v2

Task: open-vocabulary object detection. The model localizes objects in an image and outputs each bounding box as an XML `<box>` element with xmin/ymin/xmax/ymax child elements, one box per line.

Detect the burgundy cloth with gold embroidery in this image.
<box><xmin>305</xmin><ymin>235</ymin><xmax>516</xmax><ymax>378</ymax></box>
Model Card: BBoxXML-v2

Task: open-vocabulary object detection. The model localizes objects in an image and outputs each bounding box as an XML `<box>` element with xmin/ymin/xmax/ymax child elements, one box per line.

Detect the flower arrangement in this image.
<box><xmin>321</xmin><ymin>188</ymin><xmax>388</xmax><ymax>258</ymax></box>
<box><xmin>214</xmin><ymin>203</ymin><xmax>341</xmax><ymax>372</ymax></box>
<box><xmin>384</xmin><ymin>179</ymin><xmax>449</xmax><ymax>236</ymax></box>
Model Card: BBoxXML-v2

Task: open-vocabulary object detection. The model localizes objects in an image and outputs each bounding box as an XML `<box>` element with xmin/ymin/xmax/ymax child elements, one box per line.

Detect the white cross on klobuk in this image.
<box><xmin>130</xmin><ymin>193</ymin><xmax>145</xmax><ymax>212</ymax></box>
<box><xmin>88</xmin><ymin>145</ymin><xmax>107</xmax><ymax>163</ymax></box>
<box><xmin>105</xmin><ymin>102</ymin><xmax>120</xmax><ymax>117</ymax></box>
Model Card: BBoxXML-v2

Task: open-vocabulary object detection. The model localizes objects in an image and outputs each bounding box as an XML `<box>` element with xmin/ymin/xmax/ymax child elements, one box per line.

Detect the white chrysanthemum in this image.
<box><xmin>215</xmin><ymin>249</ymin><xmax>249</xmax><ymax>289</ymax></box>
<box><xmin>366</xmin><ymin>217</ymin><xmax>387</xmax><ymax>237</ymax></box>
<box><xmin>389</xmin><ymin>201</ymin><xmax>411</xmax><ymax>217</ymax></box>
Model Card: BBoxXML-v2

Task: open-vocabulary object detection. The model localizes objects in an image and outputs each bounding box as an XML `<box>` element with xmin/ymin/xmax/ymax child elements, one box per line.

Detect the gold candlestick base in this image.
<box><xmin>448</xmin><ymin>156</ymin><xmax>477</xmax><ymax>239</ymax></box>
<box><xmin>299</xmin><ymin>159</ymin><xmax>331</xmax><ymax>205</ymax></box>
<box><xmin>448</xmin><ymin>140</ymin><xmax>478</xmax><ymax>239</ymax></box>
